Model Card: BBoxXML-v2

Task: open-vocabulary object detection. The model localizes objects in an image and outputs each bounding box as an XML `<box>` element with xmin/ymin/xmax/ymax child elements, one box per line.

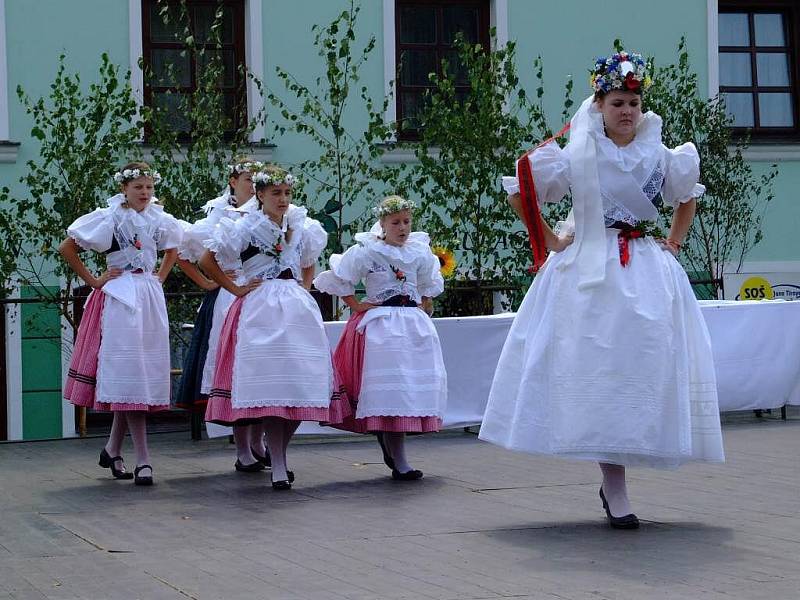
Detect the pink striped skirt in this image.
<box><xmin>205</xmin><ymin>295</ymin><xmax>350</xmax><ymax>426</ymax></box>
<box><xmin>328</xmin><ymin>312</ymin><xmax>441</xmax><ymax>434</ymax></box>
<box><xmin>64</xmin><ymin>290</ymin><xmax>167</xmax><ymax>413</ymax></box>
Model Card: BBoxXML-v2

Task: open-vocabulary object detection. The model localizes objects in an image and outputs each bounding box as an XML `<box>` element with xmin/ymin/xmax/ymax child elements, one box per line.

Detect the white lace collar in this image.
<box><xmin>229</xmin><ymin>196</ymin><xmax>259</xmax><ymax>215</ymax></box>
<box><xmin>354</xmin><ymin>221</ymin><xmax>431</xmax><ymax>262</ymax></box>
<box><xmin>106</xmin><ymin>193</ymin><xmax>164</xmax><ymax>228</ymax></box>
<box><xmin>203</xmin><ymin>191</ymin><xmax>257</xmax><ymax>214</ymax></box>
<box><xmin>246</xmin><ymin>203</ymin><xmax>306</xmax><ymax>229</ymax></box>
<box><xmin>589</xmin><ymin>107</ymin><xmax>663</xmax><ymax>173</ymax></box>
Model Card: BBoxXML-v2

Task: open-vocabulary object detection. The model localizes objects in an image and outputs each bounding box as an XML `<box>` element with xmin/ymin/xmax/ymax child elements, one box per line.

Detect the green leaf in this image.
<box><xmin>319</xmin><ymin>215</ymin><xmax>338</xmax><ymax>233</ymax></box>
<box><xmin>324</xmin><ymin>198</ymin><xmax>343</xmax><ymax>214</ymax></box>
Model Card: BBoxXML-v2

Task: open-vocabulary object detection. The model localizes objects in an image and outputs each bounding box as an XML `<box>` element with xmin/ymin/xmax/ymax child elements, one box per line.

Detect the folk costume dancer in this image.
<box><xmin>61</xmin><ymin>162</ymin><xmax>184</xmax><ymax>486</ymax></box>
<box><xmin>479</xmin><ymin>50</ymin><xmax>725</xmax><ymax>528</ymax></box>
<box><xmin>314</xmin><ymin>196</ymin><xmax>447</xmax><ymax>481</ymax></box>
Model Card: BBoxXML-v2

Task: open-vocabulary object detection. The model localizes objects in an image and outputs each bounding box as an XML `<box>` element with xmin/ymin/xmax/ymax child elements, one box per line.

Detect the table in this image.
<box><xmin>207</xmin><ymin>300</ymin><xmax>800</xmax><ymax>437</ymax></box>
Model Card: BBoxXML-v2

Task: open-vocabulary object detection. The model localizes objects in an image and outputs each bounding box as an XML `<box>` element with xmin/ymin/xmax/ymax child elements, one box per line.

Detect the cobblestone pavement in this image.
<box><xmin>0</xmin><ymin>415</ymin><xmax>798</xmax><ymax>600</ymax></box>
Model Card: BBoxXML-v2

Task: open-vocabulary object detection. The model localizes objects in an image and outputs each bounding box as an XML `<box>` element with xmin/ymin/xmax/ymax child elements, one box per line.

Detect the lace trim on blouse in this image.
<box><xmin>602</xmin><ymin>162</ymin><xmax>665</xmax><ymax>226</ymax></box>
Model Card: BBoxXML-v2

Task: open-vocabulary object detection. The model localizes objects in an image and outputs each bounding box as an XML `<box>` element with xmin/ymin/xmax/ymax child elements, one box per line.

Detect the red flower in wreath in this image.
<box><xmin>624</xmin><ymin>72</ymin><xmax>641</xmax><ymax>92</ymax></box>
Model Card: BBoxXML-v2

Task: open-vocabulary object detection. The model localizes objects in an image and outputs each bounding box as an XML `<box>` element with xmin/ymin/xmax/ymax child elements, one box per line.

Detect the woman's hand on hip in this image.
<box><xmin>234</xmin><ymin>279</ymin><xmax>262</xmax><ymax>297</ymax></box>
<box><xmin>92</xmin><ymin>268</ymin><xmax>123</xmax><ymax>289</ymax></box>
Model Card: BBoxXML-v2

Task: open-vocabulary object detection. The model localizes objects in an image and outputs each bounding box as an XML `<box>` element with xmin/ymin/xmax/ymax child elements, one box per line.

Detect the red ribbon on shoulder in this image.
<box><xmin>516</xmin><ymin>123</ymin><xmax>571</xmax><ymax>271</ymax></box>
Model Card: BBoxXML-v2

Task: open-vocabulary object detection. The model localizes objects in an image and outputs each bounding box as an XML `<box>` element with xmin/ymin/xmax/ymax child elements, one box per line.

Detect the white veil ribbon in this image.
<box><xmin>556</xmin><ymin>95</ymin><xmax>608</xmax><ymax>289</ymax></box>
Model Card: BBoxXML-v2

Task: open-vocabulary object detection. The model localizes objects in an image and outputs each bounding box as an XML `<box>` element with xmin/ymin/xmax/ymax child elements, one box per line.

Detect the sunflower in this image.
<box><xmin>432</xmin><ymin>246</ymin><xmax>456</xmax><ymax>278</ymax></box>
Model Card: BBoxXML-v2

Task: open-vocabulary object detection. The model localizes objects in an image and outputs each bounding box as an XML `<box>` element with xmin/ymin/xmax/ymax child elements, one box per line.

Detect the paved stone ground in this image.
<box><xmin>0</xmin><ymin>414</ymin><xmax>798</xmax><ymax>600</ymax></box>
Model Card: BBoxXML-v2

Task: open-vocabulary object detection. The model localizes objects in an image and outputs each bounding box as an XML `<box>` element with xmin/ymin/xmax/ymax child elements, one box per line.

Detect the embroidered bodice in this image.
<box><xmin>314</xmin><ymin>224</ymin><xmax>444</xmax><ymax>304</ymax></box>
<box><xmin>67</xmin><ymin>194</ymin><xmax>183</xmax><ymax>273</ymax></box>
<box><xmin>205</xmin><ymin>204</ymin><xmax>327</xmax><ymax>282</ymax></box>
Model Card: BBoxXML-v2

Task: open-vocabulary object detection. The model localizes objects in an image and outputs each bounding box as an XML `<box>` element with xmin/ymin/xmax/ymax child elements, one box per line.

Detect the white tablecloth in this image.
<box><xmin>206</xmin><ymin>300</ymin><xmax>800</xmax><ymax>437</ymax></box>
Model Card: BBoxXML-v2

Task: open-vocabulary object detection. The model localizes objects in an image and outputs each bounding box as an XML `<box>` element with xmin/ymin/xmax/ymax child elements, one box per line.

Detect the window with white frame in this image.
<box><xmin>141</xmin><ymin>0</ymin><xmax>247</xmax><ymax>139</ymax></box>
<box><xmin>394</xmin><ymin>0</ymin><xmax>490</xmax><ymax>140</ymax></box>
<box><xmin>719</xmin><ymin>1</ymin><xmax>800</xmax><ymax>139</ymax></box>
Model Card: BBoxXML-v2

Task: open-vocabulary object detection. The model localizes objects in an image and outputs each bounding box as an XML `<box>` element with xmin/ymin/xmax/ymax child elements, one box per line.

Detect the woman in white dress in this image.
<box><xmin>479</xmin><ymin>51</ymin><xmax>725</xmax><ymax>528</ymax></box>
<box><xmin>60</xmin><ymin>162</ymin><xmax>183</xmax><ymax>486</ymax></box>
<box><xmin>177</xmin><ymin>157</ymin><xmax>271</xmax><ymax>473</ymax></box>
<box><xmin>200</xmin><ymin>164</ymin><xmax>348</xmax><ymax>490</ymax></box>
<box><xmin>314</xmin><ymin>196</ymin><xmax>447</xmax><ymax>480</ymax></box>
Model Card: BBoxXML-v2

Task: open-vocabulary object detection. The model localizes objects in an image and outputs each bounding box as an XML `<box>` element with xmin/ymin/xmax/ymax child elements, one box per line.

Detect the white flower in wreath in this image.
<box><xmin>113</xmin><ymin>168</ymin><xmax>162</xmax><ymax>185</ymax></box>
<box><xmin>252</xmin><ymin>170</ymin><xmax>296</xmax><ymax>187</ymax></box>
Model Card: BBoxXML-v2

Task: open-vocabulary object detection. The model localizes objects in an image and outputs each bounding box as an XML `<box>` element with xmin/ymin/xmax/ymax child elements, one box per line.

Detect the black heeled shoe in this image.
<box><xmin>391</xmin><ymin>469</ymin><xmax>423</xmax><ymax>481</ymax></box>
<box><xmin>271</xmin><ymin>473</ymin><xmax>291</xmax><ymax>491</ymax></box>
<box><xmin>235</xmin><ymin>459</ymin><xmax>266</xmax><ymax>473</ymax></box>
<box><xmin>134</xmin><ymin>465</ymin><xmax>154</xmax><ymax>486</ymax></box>
<box><xmin>599</xmin><ymin>488</ymin><xmax>639</xmax><ymax>529</ymax></box>
<box><xmin>252</xmin><ymin>448</ymin><xmax>271</xmax><ymax>468</ymax></box>
<box><xmin>99</xmin><ymin>448</ymin><xmax>134</xmax><ymax>480</ymax></box>
<box><xmin>375</xmin><ymin>432</ymin><xmax>396</xmax><ymax>470</ymax></box>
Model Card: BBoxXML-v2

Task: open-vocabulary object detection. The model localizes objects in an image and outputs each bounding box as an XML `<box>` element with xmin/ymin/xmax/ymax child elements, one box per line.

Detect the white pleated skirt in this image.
<box><xmin>356</xmin><ymin>307</ymin><xmax>447</xmax><ymax>419</ymax></box>
<box><xmin>479</xmin><ymin>231</ymin><xmax>725</xmax><ymax>468</ymax></box>
<box><xmin>231</xmin><ymin>279</ymin><xmax>333</xmax><ymax>409</ymax></box>
<box><xmin>97</xmin><ymin>274</ymin><xmax>171</xmax><ymax>407</ymax></box>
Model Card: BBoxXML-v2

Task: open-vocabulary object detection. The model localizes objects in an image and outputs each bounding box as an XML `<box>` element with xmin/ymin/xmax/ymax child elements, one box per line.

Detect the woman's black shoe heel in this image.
<box><xmin>235</xmin><ymin>459</ymin><xmax>265</xmax><ymax>473</ymax></box>
<box><xmin>99</xmin><ymin>449</ymin><xmax>134</xmax><ymax>480</ymax></box>
<box><xmin>375</xmin><ymin>432</ymin><xmax>396</xmax><ymax>470</ymax></box>
<box><xmin>391</xmin><ymin>469</ymin><xmax>423</xmax><ymax>481</ymax></box>
<box><xmin>271</xmin><ymin>473</ymin><xmax>291</xmax><ymax>491</ymax></box>
<box><xmin>252</xmin><ymin>448</ymin><xmax>271</xmax><ymax>468</ymax></box>
<box><xmin>599</xmin><ymin>488</ymin><xmax>639</xmax><ymax>529</ymax></box>
<box><xmin>134</xmin><ymin>465</ymin><xmax>154</xmax><ymax>486</ymax></box>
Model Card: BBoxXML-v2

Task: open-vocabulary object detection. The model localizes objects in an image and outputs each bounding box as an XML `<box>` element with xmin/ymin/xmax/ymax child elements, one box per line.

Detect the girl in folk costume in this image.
<box><xmin>479</xmin><ymin>50</ymin><xmax>725</xmax><ymax>528</ymax></box>
<box><xmin>200</xmin><ymin>164</ymin><xmax>347</xmax><ymax>490</ymax></box>
<box><xmin>176</xmin><ymin>158</ymin><xmax>271</xmax><ymax>473</ymax></box>
<box><xmin>314</xmin><ymin>196</ymin><xmax>447</xmax><ymax>481</ymax></box>
<box><xmin>60</xmin><ymin>162</ymin><xmax>184</xmax><ymax>486</ymax></box>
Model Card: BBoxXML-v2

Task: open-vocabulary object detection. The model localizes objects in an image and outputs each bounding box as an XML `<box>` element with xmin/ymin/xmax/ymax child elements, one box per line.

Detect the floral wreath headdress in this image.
<box><xmin>252</xmin><ymin>169</ymin><xmax>296</xmax><ymax>188</ymax></box>
<box><xmin>228</xmin><ymin>161</ymin><xmax>263</xmax><ymax>177</ymax></box>
<box><xmin>113</xmin><ymin>168</ymin><xmax>162</xmax><ymax>185</ymax></box>
<box><xmin>372</xmin><ymin>195</ymin><xmax>416</xmax><ymax>218</ymax></box>
<box><xmin>590</xmin><ymin>50</ymin><xmax>652</xmax><ymax>94</ymax></box>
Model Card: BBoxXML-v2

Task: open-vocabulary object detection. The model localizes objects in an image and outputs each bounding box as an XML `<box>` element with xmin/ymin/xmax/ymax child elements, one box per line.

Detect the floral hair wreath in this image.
<box><xmin>590</xmin><ymin>50</ymin><xmax>652</xmax><ymax>94</ymax></box>
<box><xmin>228</xmin><ymin>161</ymin><xmax>264</xmax><ymax>177</ymax></box>
<box><xmin>252</xmin><ymin>170</ymin><xmax>295</xmax><ymax>188</ymax></box>
<box><xmin>373</xmin><ymin>195</ymin><xmax>416</xmax><ymax>218</ymax></box>
<box><xmin>113</xmin><ymin>168</ymin><xmax>162</xmax><ymax>185</ymax></box>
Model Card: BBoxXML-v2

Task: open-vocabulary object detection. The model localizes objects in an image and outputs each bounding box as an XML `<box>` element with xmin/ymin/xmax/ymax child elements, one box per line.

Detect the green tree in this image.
<box><xmin>265</xmin><ymin>0</ymin><xmax>405</xmax><ymax>256</ymax></box>
<box><xmin>142</xmin><ymin>0</ymin><xmax>265</xmax><ymax>222</ymax></box>
<box><xmin>410</xmin><ymin>34</ymin><xmax>573</xmax><ymax>314</ymax></box>
<box><xmin>1</xmin><ymin>54</ymin><xmax>141</xmax><ymax>329</ymax></box>
<box><xmin>646</xmin><ymin>38</ymin><xmax>778</xmax><ymax>298</ymax></box>
<box><xmin>140</xmin><ymin>0</ymin><xmax>268</xmax><ymax>345</ymax></box>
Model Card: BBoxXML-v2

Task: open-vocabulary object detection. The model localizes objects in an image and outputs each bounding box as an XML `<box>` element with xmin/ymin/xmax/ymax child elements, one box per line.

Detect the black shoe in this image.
<box><xmin>599</xmin><ymin>488</ymin><xmax>639</xmax><ymax>529</ymax></box>
<box><xmin>271</xmin><ymin>474</ymin><xmax>291</xmax><ymax>491</ymax></box>
<box><xmin>235</xmin><ymin>459</ymin><xmax>266</xmax><ymax>473</ymax></box>
<box><xmin>99</xmin><ymin>448</ymin><xmax>134</xmax><ymax>480</ymax></box>
<box><xmin>391</xmin><ymin>469</ymin><xmax>423</xmax><ymax>481</ymax></box>
<box><xmin>252</xmin><ymin>448</ymin><xmax>272</xmax><ymax>468</ymax></box>
<box><xmin>375</xmin><ymin>432</ymin><xmax>396</xmax><ymax>470</ymax></box>
<box><xmin>287</xmin><ymin>470</ymin><xmax>295</xmax><ymax>483</ymax></box>
<box><xmin>134</xmin><ymin>465</ymin><xmax>154</xmax><ymax>486</ymax></box>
